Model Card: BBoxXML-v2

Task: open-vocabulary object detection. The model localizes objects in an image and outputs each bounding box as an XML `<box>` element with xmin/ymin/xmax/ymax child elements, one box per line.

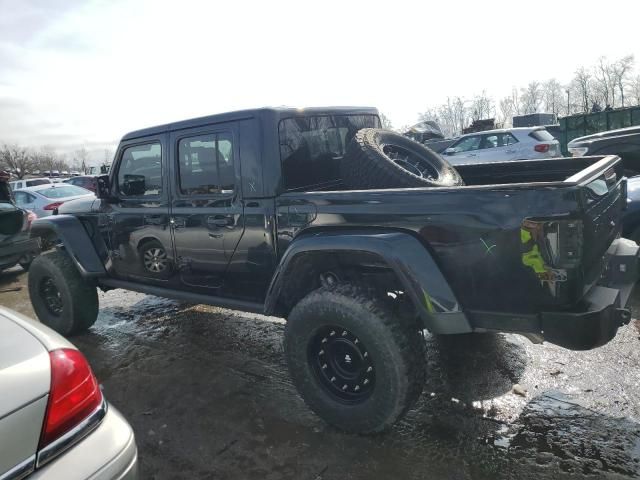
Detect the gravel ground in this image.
<box><xmin>1</xmin><ymin>266</ymin><xmax>639</xmax><ymax>479</ymax></box>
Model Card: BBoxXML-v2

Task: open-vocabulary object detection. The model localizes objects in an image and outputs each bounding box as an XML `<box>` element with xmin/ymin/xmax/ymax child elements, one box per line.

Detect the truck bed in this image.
<box><xmin>277</xmin><ymin>155</ymin><xmax>626</xmax><ymax>317</ymax></box>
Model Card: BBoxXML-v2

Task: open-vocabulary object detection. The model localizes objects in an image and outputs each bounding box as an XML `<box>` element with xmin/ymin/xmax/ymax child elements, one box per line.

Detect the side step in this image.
<box><xmin>98</xmin><ymin>278</ymin><xmax>265</xmax><ymax>314</ymax></box>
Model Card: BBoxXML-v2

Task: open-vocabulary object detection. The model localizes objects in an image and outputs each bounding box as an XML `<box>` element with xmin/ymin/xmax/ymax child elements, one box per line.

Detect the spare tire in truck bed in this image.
<box><xmin>341</xmin><ymin>128</ymin><xmax>463</xmax><ymax>189</ymax></box>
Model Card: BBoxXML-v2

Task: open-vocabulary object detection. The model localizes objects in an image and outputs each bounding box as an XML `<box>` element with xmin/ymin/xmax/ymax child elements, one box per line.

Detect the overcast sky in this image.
<box><xmin>0</xmin><ymin>0</ymin><xmax>638</xmax><ymax>162</ymax></box>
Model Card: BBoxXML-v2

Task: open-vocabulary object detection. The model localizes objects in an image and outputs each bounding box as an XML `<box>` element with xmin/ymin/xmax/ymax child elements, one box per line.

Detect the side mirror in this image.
<box><xmin>444</xmin><ymin>147</ymin><xmax>457</xmax><ymax>155</ymax></box>
<box><xmin>95</xmin><ymin>175</ymin><xmax>113</xmax><ymax>200</ymax></box>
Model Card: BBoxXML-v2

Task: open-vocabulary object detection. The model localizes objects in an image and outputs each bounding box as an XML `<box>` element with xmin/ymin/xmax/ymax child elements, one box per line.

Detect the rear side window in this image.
<box><xmin>177</xmin><ymin>133</ymin><xmax>235</xmax><ymax>195</ymax></box>
<box><xmin>26</xmin><ymin>179</ymin><xmax>50</xmax><ymax>187</ymax></box>
<box><xmin>279</xmin><ymin>114</ymin><xmax>381</xmax><ymax>191</ymax></box>
<box><xmin>117</xmin><ymin>142</ymin><xmax>163</xmax><ymax>197</ymax></box>
<box><xmin>529</xmin><ymin>129</ymin><xmax>555</xmax><ymax>141</ymax></box>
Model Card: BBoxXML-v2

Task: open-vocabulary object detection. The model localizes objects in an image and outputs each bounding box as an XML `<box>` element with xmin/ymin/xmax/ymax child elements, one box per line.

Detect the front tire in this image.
<box><xmin>28</xmin><ymin>250</ymin><xmax>99</xmax><ymax>336</ymax></box>
<box><xmin>284</xmin><ymin>284</ymin><xmax>425</xmax><ymax>433</ymax></box>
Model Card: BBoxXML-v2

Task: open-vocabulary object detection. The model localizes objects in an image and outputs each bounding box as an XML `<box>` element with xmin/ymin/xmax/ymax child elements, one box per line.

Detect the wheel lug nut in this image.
<box><xmin>330</xmin><ymin>330</ymin><xmax>336</xmax><ymax>336</ymax></box>
<box><xmin>354</xmin><ymin>339</ymin><xmax>359</xmax><ymax>344</ymax></box>
<box><xmin>342</xmin><ymin>330</ymin><xmax>347</xmax><ymax>336</ymax></box>
<box><xmin>363</xmin><ymin>352</ymin><xmax>368</xmax><ymax>358</ymax></box>
<box><xmin>330</xmin><ymin>376</ymin><xmax>336</xmax><ymax>382</ymax></box>
<box><xmin>354</xmin><ymin>385</ymin><xmax>360</xmax><ymax>391</ymax></box>
<box><xmin>322</xmin><ymin>364</ymin><xmax>327</xmax><ymax>369</ymax></box>
<box><xmin>342</xmin><ymin>384</ymin><xmax>348</xmax><ymax>390</ymax></box>
<box><xmin>318</xmin><ymin>349</ymin><xmax>324</xmax><ymax>355</ymax></box>
<box><xmin>363</xmin><ymin>378</ymin><xmax>369</xmax><ymax>385</ymax></box>
<box><xmin>322</xmin><ymin>338</ymin><xmax>327</xmax><ymax>343</ymax></box>
<box><xmin>366</xmin><ymin>366</ymin><xmax>373</xmax><ymax>372</ymax></box>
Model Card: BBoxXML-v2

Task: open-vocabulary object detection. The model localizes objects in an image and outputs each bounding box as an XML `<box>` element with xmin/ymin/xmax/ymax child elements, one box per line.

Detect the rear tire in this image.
<box><xmin>28</xmin><ymin>250</ymin><xmax>99</xmax><ymax>336</ymax></box>
<box><xmin>284</xmin><ymin>284</ymin><xmax>425</xmax><ymax>433</ymax></box>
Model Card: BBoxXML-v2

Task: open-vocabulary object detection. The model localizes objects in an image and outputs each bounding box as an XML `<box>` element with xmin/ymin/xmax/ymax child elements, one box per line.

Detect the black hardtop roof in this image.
<box><xmin>121</xmin><ymin>106</ymin><xmax>379</xmax><ymax>141</ymax></box>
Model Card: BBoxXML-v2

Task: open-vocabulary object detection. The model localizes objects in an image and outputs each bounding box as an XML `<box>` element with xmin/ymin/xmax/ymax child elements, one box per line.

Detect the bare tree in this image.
<box><xmin>571</xmin><ymin>67</ymin><xmax>592</xmax><ymax>113</ymax></box>
<box><xmin>470</xmin><ymin>90</ymin><xmax>494</xmax><ymax>121</ymax></box>
<box><xmin>612</xmin><ymin>55</ymin><xmax>634</xmax><ymax>107</ymax></box>
<box><xmin>629</xmin><ymin>74</ymin><xmax>640</xmax><ymax>106</ymax></box>
<box><xmin>520</xmin><ymin>81</ymin><xmax>542</xmax><ymax>114</ymax></box>
<box><xmin>75</xmin><ymin>147</ymin><xmax>89</xmax><ymax>174</ymax></box>
<box><xmin>498</xmin><ymin>96</ymin><xmax>516</xmax><ymax>127</ymax></box>
<box><xmin>542</xmin><ymin>79</ymin><xmax>564</xmax><ymax>116</ymax></box>
<box><xmin>594</xmin><ymin>56</ymin><xmax>616</xmax><ymax>108</ymax></box>
<box><xmin>0</xmin><ymin>144</ymin><xmax>36</xmax><ymax>179</ymax></box>
<box><xmin>379</xmin><ymin>113</ymin><xmax>394</xmax><ymax>130</ymax></box>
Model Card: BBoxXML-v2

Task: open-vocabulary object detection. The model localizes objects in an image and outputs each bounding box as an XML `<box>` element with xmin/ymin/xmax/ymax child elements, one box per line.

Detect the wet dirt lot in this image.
<box><xmin>2</xmin><ymin>266</ymin><xmax>640</xmax><ymax>480</ymax></box>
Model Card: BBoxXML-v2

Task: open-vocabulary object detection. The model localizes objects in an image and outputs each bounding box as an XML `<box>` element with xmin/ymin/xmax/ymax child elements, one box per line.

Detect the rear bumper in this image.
<box><xmin>30</xmin><ymin>404</ymin><xmax>137</xmax><ymax>480</ymax></box>
<box><xmin>469</xmin><ymin>237</ymin><xmax>638</xmax><ymax>350</ymax></box>
<box><xmin>541</xmin><ymin>237</ymin><xmax>638</xmax><ymax>350</ymax></box>
<box><xmin>0</xmin><ymin>238</ymin><xmax>39</xmax><ymax>268</ymax></box>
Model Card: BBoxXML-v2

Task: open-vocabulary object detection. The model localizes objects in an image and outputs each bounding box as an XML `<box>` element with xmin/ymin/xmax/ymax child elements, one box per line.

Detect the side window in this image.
<box><xmin>482</xmin><ymin>135</ymin><xmax>499</xmax><ymax>149</ymax></box>
<box><xmin>502</xmin><ymin>133</ymin><xmax>519</xmax><ymax>146</ymax></box>
<box><xmin>117</xmin><ymin>142</ymin><xmax>162</xmax><ymax>197</ymax></box>
<box><xmin>177</xmin><ymin>133</ymin><xmax>235</xmax><ymax>195</ymax></box>
<box><xmin>453</xmin><ymin>136</ymin><xmax>482</xmax><ymax>153</ymax></box>
<box><xmin>13</xmin><ymin>191</ymin><xmax>27</xmax><ymax>206</ymax></box>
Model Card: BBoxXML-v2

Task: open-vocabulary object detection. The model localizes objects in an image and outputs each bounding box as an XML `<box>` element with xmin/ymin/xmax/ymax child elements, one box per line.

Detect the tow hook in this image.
<box><xmin>616</xmin><ymin>308</ymin><xmax>632</xmax><ymax>326</ymax></box>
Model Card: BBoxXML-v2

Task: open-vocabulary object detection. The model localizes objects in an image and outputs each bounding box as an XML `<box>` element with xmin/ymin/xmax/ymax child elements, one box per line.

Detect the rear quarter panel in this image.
<box><xmin>277</xmin><ymin>184</ymin><xmax>585</xmax><ymax>314</ymax></box>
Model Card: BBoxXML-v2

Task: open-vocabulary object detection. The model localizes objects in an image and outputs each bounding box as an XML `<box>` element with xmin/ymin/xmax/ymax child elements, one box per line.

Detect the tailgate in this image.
<box><xmin>566</xmin><ymin>156</ymin><xmax>627</xmax><ymax>287</ymax></box>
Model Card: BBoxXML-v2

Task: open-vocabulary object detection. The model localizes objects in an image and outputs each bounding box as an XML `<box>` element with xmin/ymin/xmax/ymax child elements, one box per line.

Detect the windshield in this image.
<box><xmin>39</xmin><ymin>185</ymin><xmax>92</xmax><ymax>198</ymax></box>
<box><xmin>279</xmin><ymin>114</ymin><xmax>381</xmax><ymax>190</ymax></box>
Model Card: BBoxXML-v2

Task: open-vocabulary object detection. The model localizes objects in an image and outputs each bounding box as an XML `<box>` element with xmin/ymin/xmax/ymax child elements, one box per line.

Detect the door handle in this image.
<box><xmin>169</xmin><ymin>217</ymin><xmax>186</xmax><ymax>229</ymax></box>
<box><xmin>467</xmin><ymin>153</ymin><xmax>477</xmax><ymax>157</ymax></box>
<box><xmin>207</xmin><ymin>215</ymin><xmax>234</xmax><ymax>227</ymax></box>
<box><xmin>506</xmin><ymin>149</ymin><xmax>516</xmax><ymax>154</ymax></box>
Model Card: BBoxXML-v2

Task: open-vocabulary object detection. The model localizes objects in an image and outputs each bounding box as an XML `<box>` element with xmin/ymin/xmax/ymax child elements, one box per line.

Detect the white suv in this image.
<box><xmin>442</xmin><ymin>127</ymin><xmax>561</xmax><ymax>165</ymax></box>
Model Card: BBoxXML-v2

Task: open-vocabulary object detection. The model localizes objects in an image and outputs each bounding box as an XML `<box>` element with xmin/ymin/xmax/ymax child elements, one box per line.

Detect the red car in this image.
<box><xmin>63</xmin><ymin>175</ymin><xmax>97</xmax><ymax>192</ymax></box>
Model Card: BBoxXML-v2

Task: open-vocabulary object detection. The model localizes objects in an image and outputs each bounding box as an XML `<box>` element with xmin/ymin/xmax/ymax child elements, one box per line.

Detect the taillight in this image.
<box><xmin>43</xmin><ymin>202</ymin><xmax>64</xmax><ymax>211</ymax></box>
<box><xmin>21</xmin><ymin>210</ymin><xmax>37</xmax><ymax>231</ymax></box>
<box><xmin>39</xmin><ymin>349</ymin><xmax>103</xmax><ymax>448</ymax></box>
<box><xmin>534</xmin><ymin>144</ymin><xmax>550</xmax><ymax>153</ymax></box>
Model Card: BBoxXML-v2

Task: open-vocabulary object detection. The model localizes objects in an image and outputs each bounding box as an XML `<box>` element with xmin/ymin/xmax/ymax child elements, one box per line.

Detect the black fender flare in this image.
<box><xmin>30</xmin><ymin>215</ymin><xmax>106</xmax><ymax>278</ymax></box>
<box><xmin>264</xmin><ymin>230</ymin><xmax>472</xmax><ymax>334</ymax></box>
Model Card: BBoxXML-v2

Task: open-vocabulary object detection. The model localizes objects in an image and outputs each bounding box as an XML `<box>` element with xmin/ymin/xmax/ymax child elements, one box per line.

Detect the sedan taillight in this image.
<box><xmin>534</xmin><ymin>144</ymin><xmax>550</xmax><ymax>153</ymax></box>
<box><xmin>43</xmin><ymin>202</ymin><xmax>64</xmax><ymax>211</ymax></box>
<box><xmin>39</xmin><ymin>349</ymin><xmax>103</xmax><ymax>449</ymax></box>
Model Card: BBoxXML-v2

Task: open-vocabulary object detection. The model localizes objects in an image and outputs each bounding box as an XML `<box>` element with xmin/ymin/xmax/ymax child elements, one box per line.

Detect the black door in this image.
<box><xmin>169</xmin><ymin>127</ymin><xmax>244</xmax><ymax>291</ymax></box>
<box><xmin>107</xmin><ymin>136</ymin><xmax>173</xmax><ymax>282</ymax></box>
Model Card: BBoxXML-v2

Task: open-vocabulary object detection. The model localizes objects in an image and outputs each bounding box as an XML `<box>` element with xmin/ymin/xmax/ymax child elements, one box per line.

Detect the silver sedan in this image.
<box><xmin>0</xmin><ymin>307</ymin><xmax>138</xmax><ymax>480</ymax></box>
<box><xmin>11</xmin><ymin>184</ymin><xmax>95</xmax><ymax>218</ymax></box>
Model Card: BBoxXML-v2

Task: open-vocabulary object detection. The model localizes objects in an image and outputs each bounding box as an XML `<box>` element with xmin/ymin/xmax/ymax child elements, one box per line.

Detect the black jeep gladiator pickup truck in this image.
<box><xmin>27</xmin><ymin>107</ymin><xmax>638</xmax><ymax>433</ymax></box>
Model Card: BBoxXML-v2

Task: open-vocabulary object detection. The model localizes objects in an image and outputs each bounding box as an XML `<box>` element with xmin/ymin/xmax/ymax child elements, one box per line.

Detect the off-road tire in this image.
<box><xmin>341</xmin><ymin>128</ymin><xmax>463</xmax><ymax>189</ymax></box>
<box><xmin>28</xmin><ymin>249</ymin><xmax>99</xmax><ymax>336</ymax></box>
<box><xmin>284</xmin><ymin>283</ymin><xmax>425</xmax><ymax>433</ymax></box>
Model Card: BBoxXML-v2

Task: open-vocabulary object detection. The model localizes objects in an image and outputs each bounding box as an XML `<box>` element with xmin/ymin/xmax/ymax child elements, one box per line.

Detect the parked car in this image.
<box><xmin>9</xmin><ymin>178</ymin><xmax>52</xmax><ymax>190</ymax></box>
<box><xmin>70</xmin><ymin>171</ymin><xmax>81</xmax><ymax>177</ymax></box>
<box><xmin>0</xmin><ymin>306</ymin><xmax>138</xmax><ymax>479</ymax></box>
<box><xmin>567</xmin><ymin>125</ymin><xmax>640</xmax><ymax>176</ymax></box>
<box><xmin>0</xmin><ymin>172</ymin><xmax>40</xmax><ymax>271</ymax></box>
<box><xmin>64</xmin><ymin>175</ymin><xmax>98</xmax><ymax>193</ymax></box>
<box><xmin>442</xmin><ymin>127</ymin><xmax>561</xmax><ymax>164</ymax></box>
<box><xmin>13</xmin><ymin>184</ymin><xmax>94</xmax><ymax>218</ymax></box>
<box><xmin>26</xmin><ymin>107</ymin><xmax>638</xmax><ymax>434</ymax></box>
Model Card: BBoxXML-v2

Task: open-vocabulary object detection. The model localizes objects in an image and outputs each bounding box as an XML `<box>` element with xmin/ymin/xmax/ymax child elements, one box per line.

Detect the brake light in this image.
<box><xmin>43</xmin><ymin>202</ymin><xmax>64</xmax><ymax>211</ymax></box>
<box><xmin>534</xmin><ymin>144</ymin><xmax>550</xmax><ymax>153</ymax></box>
<box><xmin>21</xmin><ymin>210</ymin><xmax>37</xmax><ymax>231</ymax></box>
<box><xmin>39</xmin><ymin>349</ymin><xmax>103</xmax><ymax>448</ymax></box>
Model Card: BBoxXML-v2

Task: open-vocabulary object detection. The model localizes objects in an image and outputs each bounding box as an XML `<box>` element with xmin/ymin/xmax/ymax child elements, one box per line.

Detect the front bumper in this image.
<box><xmin>30</xmin><ymin>404</ymin><xmax>137</xmax><ymax>480</ymax></box>
<box><xmin>541</xmin><ymin>237</ymin><xmax>638</xmax><ymax>350</ymax></box>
